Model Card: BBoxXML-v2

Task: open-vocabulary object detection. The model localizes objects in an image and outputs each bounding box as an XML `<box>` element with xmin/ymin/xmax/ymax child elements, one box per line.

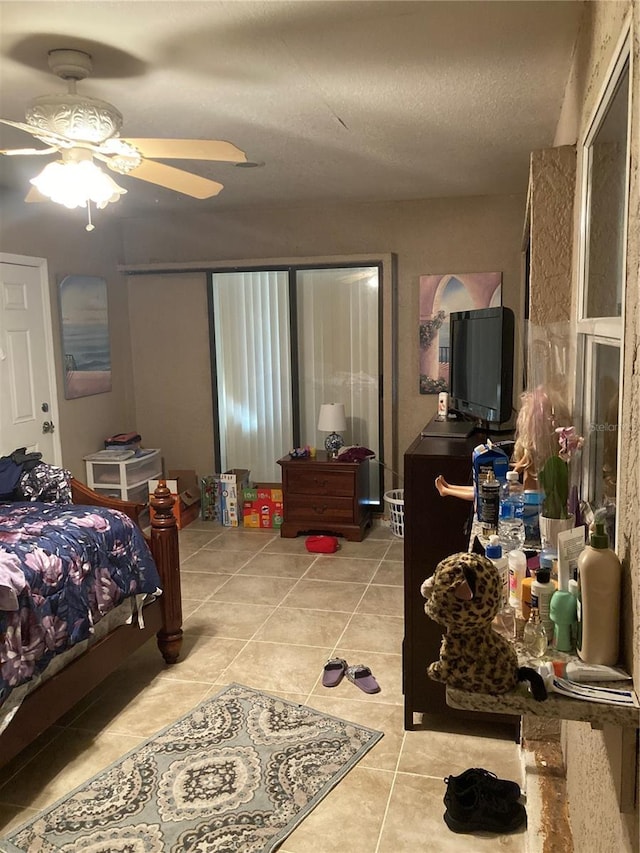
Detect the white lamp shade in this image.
<box><xmin>317</xmin><ymin>403</ymin><xmax>347</xmax><ymax>432</ymax></box>
<box><xmin>30</xmin><ymin>148</ymin><xmax>127</xmax><ymax>210</ymax></box>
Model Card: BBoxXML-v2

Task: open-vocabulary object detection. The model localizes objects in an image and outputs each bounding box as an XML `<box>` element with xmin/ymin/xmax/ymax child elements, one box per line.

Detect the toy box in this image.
<box><xmin>242</xmin><ymin>483</ymin><xmax>284</xmax><ymax>529</ymax></box>
<box><xmin>200</xmin><ymin>469</ymin><xmax>251</xmax><ymax>525</ymax></box>
<box><xmin>200</xmin><ymin>475</ymin><xmax>222</xmax><ymax>522</ymax></box>
<box><xmin>219</xmin><ymin>468</ymin><xmax>251</xmax><ymax>527</ymax></box>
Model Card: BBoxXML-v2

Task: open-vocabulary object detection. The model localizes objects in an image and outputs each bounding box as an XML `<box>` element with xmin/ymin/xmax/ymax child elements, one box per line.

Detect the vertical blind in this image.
<box><xmin>212</xmin><ymin>270</ymin><xmax>293</xmax><ymax>481</ymax></box>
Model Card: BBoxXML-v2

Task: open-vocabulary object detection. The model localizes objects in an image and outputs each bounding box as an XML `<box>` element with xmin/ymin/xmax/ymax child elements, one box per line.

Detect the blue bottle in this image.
<box><xmin>522</xmin><ymin>490</ymin><xmax>542</xmax><ymax>547</ymax></box>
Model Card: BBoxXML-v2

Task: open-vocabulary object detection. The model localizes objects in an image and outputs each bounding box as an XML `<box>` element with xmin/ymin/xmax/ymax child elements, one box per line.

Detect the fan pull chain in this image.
<box><xmin>85</xmin><ymin>200</ymin><xmax>95</xmax><ymax>232</ymax></box>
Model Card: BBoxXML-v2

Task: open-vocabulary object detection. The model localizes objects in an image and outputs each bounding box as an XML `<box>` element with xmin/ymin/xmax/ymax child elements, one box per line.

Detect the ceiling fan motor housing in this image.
<box><xmin>23</xmin><ymin>50</ymin><xmax>123</xmax><ymax>145</ymax></box>
<box><xmin>26</xmin><ymin>94</ymin><xmax>123</xmax><ymax>145</ymax></box>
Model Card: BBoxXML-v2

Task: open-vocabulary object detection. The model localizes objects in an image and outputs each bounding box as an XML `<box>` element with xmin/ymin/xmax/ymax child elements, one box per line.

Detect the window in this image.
<box><xmin>576</xmin><ymin>28</ymin><xmax>631</xmax><ymax>545</ymax></box>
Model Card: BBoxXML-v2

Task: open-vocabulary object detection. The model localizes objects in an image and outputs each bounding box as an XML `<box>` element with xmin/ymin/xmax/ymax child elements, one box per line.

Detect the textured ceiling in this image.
<box><xmin>0</xmin><ymin>0</ymin><xmax>584</xmax><ymax>218</ymax></box>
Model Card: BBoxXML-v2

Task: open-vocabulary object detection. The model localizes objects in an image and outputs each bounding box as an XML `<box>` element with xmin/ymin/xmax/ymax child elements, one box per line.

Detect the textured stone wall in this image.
<box><xmin>552</xmin><ymin>2</ymin><xmax>639</xmax><ymax>850</ymax></box>
<box><xmin>528</xmin><ymin>145</ymin><xmax>576</xmax><ymax>325</ymax></box>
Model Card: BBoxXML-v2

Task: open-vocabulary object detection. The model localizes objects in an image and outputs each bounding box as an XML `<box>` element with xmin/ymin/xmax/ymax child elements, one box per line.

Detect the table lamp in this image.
<box><xmin>317</xmin><ymin>403</ymin><xmax>347</xmax><ymax>457</ymax></box>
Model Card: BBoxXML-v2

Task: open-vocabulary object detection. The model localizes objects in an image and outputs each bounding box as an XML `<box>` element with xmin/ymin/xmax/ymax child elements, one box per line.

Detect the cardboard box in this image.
<box><xmin>148</xmin><ymin>469</ymin><xmax>201</xmax><ymax>529</ymax></box>
<box><xmin>242</xmin><ymin>482</ymin><xmax>284</xmax><ymax>529</ymax></box>
<box><xmin>243</xmin><ymin>484</ymin><xmax>283</xmax><ymax>503</ymax></box>
<box><xmin>219</xmin><ymin>468</ymin><xmax>251</xmax><ymax>527</ymax></box>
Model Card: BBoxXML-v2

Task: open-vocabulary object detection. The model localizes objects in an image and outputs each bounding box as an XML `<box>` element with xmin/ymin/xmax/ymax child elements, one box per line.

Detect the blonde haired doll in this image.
<box><xmin>435</xmin><ymin>385</ymin><xmax>571</xmax><ymax>499</ymax></box>
<box><xmin>511</xmin><ymin>385</ymin><xmax>571</xmax><ymax>489</ymax></box>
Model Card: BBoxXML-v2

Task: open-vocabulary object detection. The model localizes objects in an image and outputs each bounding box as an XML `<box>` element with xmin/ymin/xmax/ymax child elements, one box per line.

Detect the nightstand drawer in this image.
<box><xmin>286</xmin><ymin>467</ymin><xmax>354</xmax><ymax>497</ymax></box>
<box><xmin>284</xmin><ymin>495</ymin><xmax>354</xmax><ymax>524</ymax></box>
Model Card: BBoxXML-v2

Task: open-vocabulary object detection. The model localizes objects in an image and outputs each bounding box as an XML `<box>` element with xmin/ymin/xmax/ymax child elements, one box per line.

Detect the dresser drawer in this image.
<box><xmin>286</xmin><ymin>467</ymin><xmax>354</xmax><ymax>497</ymax></box>
<box><xmin>284</xmin><ymin>495</ymin><xmax>355</xmax><ymax>524</ymax></box>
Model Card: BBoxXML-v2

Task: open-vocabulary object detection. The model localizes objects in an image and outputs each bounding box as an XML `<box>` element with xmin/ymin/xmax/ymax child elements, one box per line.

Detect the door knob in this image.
<box><xmin>42</xmin><ymin>421</ymin><xmax>55</xmax><ymax>434</ymax></box>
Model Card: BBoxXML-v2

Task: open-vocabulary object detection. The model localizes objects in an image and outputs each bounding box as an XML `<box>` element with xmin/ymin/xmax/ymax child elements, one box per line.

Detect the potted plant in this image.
<box><xmin>538</xmin><ymin>426</ymin><xmax>583</xmax><ymax>548</ymax></box>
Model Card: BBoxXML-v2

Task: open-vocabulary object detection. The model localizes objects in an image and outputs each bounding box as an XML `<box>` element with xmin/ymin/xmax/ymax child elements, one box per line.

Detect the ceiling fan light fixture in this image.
<box><xmin>30</xmin><ymin>149</ymin><xmax>127</xmax><ymax>210</ymax></box>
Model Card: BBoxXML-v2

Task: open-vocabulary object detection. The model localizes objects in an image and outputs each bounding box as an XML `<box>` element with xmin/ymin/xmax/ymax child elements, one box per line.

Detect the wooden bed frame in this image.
<box><xmin>0</xmin><ymin>478</ymin><xmax>183</xmax><ymax>769</ymax></box>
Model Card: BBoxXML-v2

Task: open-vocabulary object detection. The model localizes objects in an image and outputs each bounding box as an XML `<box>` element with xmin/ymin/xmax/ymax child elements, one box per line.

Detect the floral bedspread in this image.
<box><xmin>0</xmin><ymin>502</ymin><xmax>162</xmax><ymax>708</ymax></box>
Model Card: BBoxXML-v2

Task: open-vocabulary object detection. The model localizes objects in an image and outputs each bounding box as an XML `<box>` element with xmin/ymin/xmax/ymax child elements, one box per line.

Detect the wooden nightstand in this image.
<box><xmin>277</xmin><ymin>451</ymin><xmax>372</xmax><ymax>542</ymax></box>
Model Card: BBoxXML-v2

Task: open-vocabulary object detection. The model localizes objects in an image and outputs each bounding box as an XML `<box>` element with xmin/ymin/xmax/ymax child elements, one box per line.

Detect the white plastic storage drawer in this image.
<box><xmin>88</xmin><ymin>450</ymin><xmax>162</xmax><ymax>488</ymax></box>
<box><xmin>123</xmin><ymin>481</ymin><xmax>150</xmax><ymax>505</ymax></box>
<box><xmin>92</xmin><ymin>481</ymin><xmax>150</xmax><ymax>505</ymax></box>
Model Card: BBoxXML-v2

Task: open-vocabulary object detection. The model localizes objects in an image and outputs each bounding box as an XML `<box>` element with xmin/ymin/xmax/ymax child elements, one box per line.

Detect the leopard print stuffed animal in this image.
<box><xmin>421</xmin><ymin>552</ymin><xmax>546</xmax><ymax>699</ymax></box>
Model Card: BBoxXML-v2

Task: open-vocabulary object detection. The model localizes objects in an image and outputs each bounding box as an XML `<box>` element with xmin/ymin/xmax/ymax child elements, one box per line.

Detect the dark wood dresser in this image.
<box><xmin>277</xmin><ymin>451</ymin><xmax>372</xmax><ymax>541</ymax></box>
<box><xmin>403</xmin><ymin>428</ymin><xmax>518</xmax><ymax>736</ymax></box>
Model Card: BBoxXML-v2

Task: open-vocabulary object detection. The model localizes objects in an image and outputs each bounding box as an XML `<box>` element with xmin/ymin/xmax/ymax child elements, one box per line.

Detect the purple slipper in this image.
<box><xmin>322</xmin><ymin>658</ymin><xmax>348</xmax><ymax>688</ymax></box>
<box><xmin>346</xmin><ymin>664</ymin><xmax>380</xmax><ymax>694</ymax></box>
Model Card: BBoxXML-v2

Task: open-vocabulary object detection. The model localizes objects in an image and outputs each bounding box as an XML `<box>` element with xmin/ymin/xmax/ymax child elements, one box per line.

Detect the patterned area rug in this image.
<box><xmin>3</xmin><ymin>683</ymin><xmax>383</xmax><ymax>853</ymax></box>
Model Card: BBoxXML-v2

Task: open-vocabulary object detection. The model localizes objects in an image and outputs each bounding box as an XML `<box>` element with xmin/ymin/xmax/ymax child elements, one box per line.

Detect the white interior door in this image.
<box><xmin>0</xmin><ymin>255</ymin><xmax>61</xmax><ymax>463</ymax></box>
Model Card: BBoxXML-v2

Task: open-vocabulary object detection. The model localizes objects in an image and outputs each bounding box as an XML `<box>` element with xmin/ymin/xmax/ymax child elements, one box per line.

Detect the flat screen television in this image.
<box><xmin>448</xmin><ymin>306</ymin><xmax>515</xmax><ymax>426</ymax></box>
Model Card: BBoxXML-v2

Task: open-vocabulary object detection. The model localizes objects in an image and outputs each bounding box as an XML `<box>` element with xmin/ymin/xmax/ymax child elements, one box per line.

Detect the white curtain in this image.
<box><xmin>212</xmin><ymin>270</ymin><xmax>292</xmax><ymax>482</ymax></box>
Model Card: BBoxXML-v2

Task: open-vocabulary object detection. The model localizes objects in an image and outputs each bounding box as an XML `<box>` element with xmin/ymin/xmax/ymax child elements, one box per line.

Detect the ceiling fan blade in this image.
<box><xmin>25</xmin><ymin>185</ymin><xmax>49</xmax><ymax>203</ymax></box>
<box><xmin>1</xmin><ymin>146</ymin><xmax>57</xmax><ymax>156</ymax></box>
<box><xmin>121</xmin><ymin>138</ymin><xmax>247</xmax><ymax>164</ymax></box>
<box><xmin>107</xmin><ymin>157</ymin><xmax>223</xmax><ymax>198</ymax></box>
<box><xmin>0</xmin><ymin>118</ymin><xmax>40</xmax><ymax>135</ymax></box>
<box><xmin>0</xmin><ymin>118</ymin><xmax>73</xmax><ymax>148</ymax></box>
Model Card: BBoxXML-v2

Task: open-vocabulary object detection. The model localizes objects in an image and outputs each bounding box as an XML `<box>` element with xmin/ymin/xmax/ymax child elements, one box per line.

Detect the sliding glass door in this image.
<box><xmin>210</xmin><ymin>264</ymin><xmax>381</xmax><ymax>502</ymax></box>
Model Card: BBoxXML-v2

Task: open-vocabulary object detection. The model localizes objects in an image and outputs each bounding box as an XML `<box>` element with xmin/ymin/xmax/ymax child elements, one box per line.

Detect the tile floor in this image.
<box><xmin>0</xmin><ymin>521</ymin><xmax>529</xmax><ymax>851</ymax></box>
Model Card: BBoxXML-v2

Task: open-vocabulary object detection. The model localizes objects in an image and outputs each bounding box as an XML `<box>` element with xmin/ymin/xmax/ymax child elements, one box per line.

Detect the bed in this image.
<box><xmin>0</xmin><ymin>477</ymin><xmax>182</xmax><ymax>769</ymax></box>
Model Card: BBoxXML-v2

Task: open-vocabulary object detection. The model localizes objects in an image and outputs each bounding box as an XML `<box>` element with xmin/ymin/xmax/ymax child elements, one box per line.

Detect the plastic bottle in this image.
<box><xmin>539</xmin><ymin>549</ymin><xmax>557</xmax><ymax>581</ymax></box>
<box><xmin>568</xmin><ymin>578</ymin><xmax>581</xmax><ymax>650</ymax></box>
<box><xmin>550</xmin><ymin>590</ymin><xmax>578</xmax><ymax>653</ymax></box>
<box><xmin>522</xmin><ymin>490</ymin><xmax>542</xmax><ymax>547</ymax></box>
<box><xmin>498</xmin><ymin>470</ymin><xmax>525</xmax><ymax>551</ymax></box>
<box><xmin>521</xmin><ymin>572</ymin><xmax>534</xmax><ymax>622</ymax></box>
<box><xmin>530</xmin><ymin>567</ymin><xmax>556</xmax><ymax>641</ymax></box>
<box><xmin>478</xmin><ymin>470</ymin><xmax>500</xmax><ymax>537</ymax></box>
<box><xmin>523</xmin><ymin>607</ymin><xmax>548</xmax><ymax>658</ymax></box>
<box><xmin>576</xmin><ymin>520</ymin><xmax>622</xmax><ymax>665</ymax></box>
<box><xmin>485</xmin><ymin>534</ymin><xmax>509</xmax><ymax>607</ymax></box>
<box><xmin>507</xmin><ymin>548</ymin><xmax>527</xmax><ymax>615</ymax></box>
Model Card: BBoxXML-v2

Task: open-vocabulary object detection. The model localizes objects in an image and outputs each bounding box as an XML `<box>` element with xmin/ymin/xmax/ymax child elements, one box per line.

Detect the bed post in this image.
<box><xmin>149</xmin><ymin>480</ymin><xmax>183</xmax><ymax>664</ymax></box>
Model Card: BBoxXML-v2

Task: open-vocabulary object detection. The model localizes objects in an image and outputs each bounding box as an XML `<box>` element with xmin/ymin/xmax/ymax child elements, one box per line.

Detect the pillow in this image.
<box><xmin>305</xmin><ymin>535</ymin><xmax>339</xmax><ymax>554</ymax></box>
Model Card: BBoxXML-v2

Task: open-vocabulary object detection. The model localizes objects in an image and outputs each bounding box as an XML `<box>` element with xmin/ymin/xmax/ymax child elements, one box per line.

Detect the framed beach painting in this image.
<box><xmin>419</xmin><ymin>272</ymin><xmax>502</xmax><ymax>394</ymax></box>
<box><xmin>59</xmin><ymin>275</ymin><xmax>112</xmax><ymax>399</ymax></box>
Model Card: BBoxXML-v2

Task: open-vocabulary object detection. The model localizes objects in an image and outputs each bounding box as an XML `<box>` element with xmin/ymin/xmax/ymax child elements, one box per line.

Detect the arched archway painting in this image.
<box><xmin>419</xmin><ymin>272</ymin><xmax>502</xmax><ymax>394</ymax></box>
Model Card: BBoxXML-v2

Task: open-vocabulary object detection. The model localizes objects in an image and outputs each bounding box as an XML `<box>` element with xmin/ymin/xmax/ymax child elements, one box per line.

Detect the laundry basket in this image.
<box><xmin>384</xmin><ymin>489</ymin><xmax>405</xmax><ymax>538</ymax></box>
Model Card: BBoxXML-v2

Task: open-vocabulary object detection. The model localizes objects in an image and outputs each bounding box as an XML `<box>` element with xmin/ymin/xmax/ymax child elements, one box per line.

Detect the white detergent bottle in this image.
<box><xmin>576</xmin><ymin>521</ymin><xmax>622</xmax><ymax>665</ymax></box>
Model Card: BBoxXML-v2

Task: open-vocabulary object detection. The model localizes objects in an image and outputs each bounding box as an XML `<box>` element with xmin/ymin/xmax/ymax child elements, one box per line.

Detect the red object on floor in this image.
<box><xmin>305</xmin><ymin>535</ymin><xmax>339</xmax><ymax>553</ymax></box>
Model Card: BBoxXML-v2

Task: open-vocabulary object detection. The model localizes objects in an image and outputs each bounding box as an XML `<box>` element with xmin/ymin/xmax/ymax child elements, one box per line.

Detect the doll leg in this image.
<box><xmin>435</xmin><ymin>475</ymin><xmax>474</xmax><ymax>501</ymax></box>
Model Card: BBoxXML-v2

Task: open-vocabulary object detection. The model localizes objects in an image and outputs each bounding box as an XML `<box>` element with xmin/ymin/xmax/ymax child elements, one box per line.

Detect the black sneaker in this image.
<box><xmin>443</xmin><ymin>783</ymin><xmax>527</xmax><ymax>834</ymax></box>
<box><xmin>444</xmin><ymin>767</ymin><xmax>521</xmax><ymax>801</ymax></box>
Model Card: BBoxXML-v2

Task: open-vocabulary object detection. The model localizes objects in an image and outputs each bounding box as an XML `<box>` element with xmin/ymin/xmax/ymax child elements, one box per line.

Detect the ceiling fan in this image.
<box><xmin>1</xmin><ymin>49</ymin><xmax>248</xmax><ymax>225</ymax></box>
